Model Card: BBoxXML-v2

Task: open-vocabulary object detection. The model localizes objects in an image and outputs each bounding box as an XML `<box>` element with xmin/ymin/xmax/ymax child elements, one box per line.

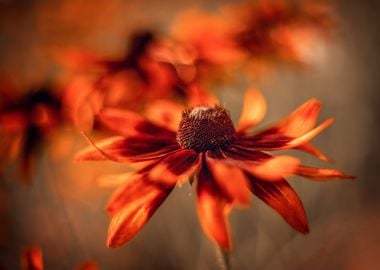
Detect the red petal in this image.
<box><xmin>99</xmin><ymin>108</ymin><xmax>176</xmax><ymax>138</ymax></box>
<box><xmin>238</xmin><ymin>118</ymin><xmax>333</xmax><ymax>151</ymax></box>
<box><xmin>247</xmin><ymin>174</ymin><xmax>309</xmax><ymax>234</ymax></box>
<box><xmin>296</xmin><ymin>165</ymin><xmax>355</xmax><ymax>180</ymax></box>
<box><xmin>196</xmin><ymin>165</ymin><xmax>232</xmax><ymax>250</ymax></box>
<box><xmin>149</xmin><ymin>150</ymin><xmax>200</xmax><ymax>185</ymax></box>
<box><xmin>75</xmin><ymin>135</ymin><xmax>179</xmax><ymax>163</ymax></box>
<box><xmin>258</xmin><ymin>98</ymin><xmax>321</xmax><ymax>137</ymax></box>
<box><xmin>206</xmin><ymin>156</ymin><xmax>250</xmax><ymax>206</ymax></box>
<box><xmin>21</xmin><ymin>246</ymin><xmax>43</xmax><ymax>270</ymax></box>
<box><xmin>107</xmin><ymin>176</ymin><xmax>173</xmax><ymax>248</ymax></box>
<box><xmin>106</xmin><ymin>172</ymin><xmax>172</xmax><ymax>216</ymax></box>
<box><xmin>237</xmin><ymin>88</ymin><xmax>267</xmax><ymax>133</ymax></box>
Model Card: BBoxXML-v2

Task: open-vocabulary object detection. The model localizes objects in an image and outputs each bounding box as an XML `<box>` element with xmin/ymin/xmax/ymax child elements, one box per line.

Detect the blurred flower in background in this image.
<box><xmin>0</xmin><ymin>80</ymin><xmax>62</xmax><ymax>180</ymax></box>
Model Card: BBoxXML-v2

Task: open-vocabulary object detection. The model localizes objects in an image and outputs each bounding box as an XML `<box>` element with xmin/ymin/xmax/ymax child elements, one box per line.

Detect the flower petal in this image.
<box><xmin>107</xmin><ymin>176</ymin><xmax>173</xmax><ymax>248</ymax></box>
<box><xmin>144</xmin><ymin>99</ymin><xmax>184</xmax><ymax>132</ymax></box>
<box><xmin>196</xmin><ymin>164</ymin><xmax>232</xmax><ymax>250</ymax></box>
<box><xmin>238</xmin><ymin>118</ymin><xmax>333</xmax><ymax>151</ymax></box>
<box><xmin>237</xmin><ymin>88</ymin><xmax>267</xmax><ymax>133</ymax></box>
<box><xmin>246</xmin><ymin>174</ymin><xmax>309</xmax><ymax>234</ymax></box>
<box><xmin>295</xmin><ymin>142</ymin><xmax>332</xmax><ymax>162</ymax></box>
<box><xmin>296</xmin><ymin>165</ymin><xmax>355</xmax><ymax>181</ymax></box>
<box><xmin>21</xmin><ymin>246</ymin><xmax>43</xmax><ymax>270</ymax></box>
<box><xmin>187</xmin><ymin>85</ymin><xmax>218</xmax><ymax>107</ymax></box>
<box><xmin>257</xmin><ymin>98</ymin><xmax>321</xmax><ymax>137</ymax></box>
<box><xmin>207</xmin><ymin>156</ymin><xmax>250</xmax><ymax>206</ymax></box>
<box><xmin>98</xmin><ymin>108</ymin><xmax>176</xmax><ymax>138</ymax></box>
<box><xmin>106</xmin><ymin>172</ymin><xmax>171</xmax><ymax>216</ymax></box>
<box><xmin>240</xmin><ymin>155</ymin><xmax>300</xmax><ymax>181</ymax></box>
<box><xmin>75</xmin><ymin>135</ymin><xmax>179</xmax><ymax>163</ymax></box>
<box><xmin>149</xmin><ymin>149</ymin><xmax>200</xmax><ymax>185</ymax></box>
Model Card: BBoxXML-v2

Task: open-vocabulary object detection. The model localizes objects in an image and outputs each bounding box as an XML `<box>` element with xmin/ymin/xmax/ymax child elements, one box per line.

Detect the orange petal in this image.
<box><xmin>144</xmin><ymin>99</ymin><xmax>184</xmax><ymax>132</ymax></box>
<box><xmin>237</xmin><ymin>88</ymin><xmax>267</xmax><ymax>133</ymax></box>
<box><xmin>247</xmin><ymin>175</ymin><xmax>309</xmax><ymax>234</ymax></box>
<box><xmin>240</xmin><ymin>156</ymin><xmax>300</xmax><ymax>181</ymax></box>
<box><xmin>207</xmin><ymin>156</ymin><xmax>250</xmax><ymax>206</ymax></box>
<box><xmin>99</xmin><ymin>108</ymin><xmax>176</xmax><ymax>138</ymax></box>
<box><xmin>287</xmin><ymin>118</ymin><xmax>334</xmax><ymax>148</ymax></box>
<box><xmin>106</xmin><ymin>172</ymin><xmax>172</xmax><ymax>216</ymax></box>
<box><xmin>96</xmin><ymin>172</ymin><xmax>135</xmax><ymax>188</ymax></box>
<box><xmin>75</xmin><ymin>134</ymin><xmax>179</xmax><ymax>163</ymax></box>
<box><xmin>295</xmin><ymin>142</ymin><xmax>332</xmax><ymax>162</ymax></box>
<box><xmin>187</xmin><ymin>85</ymin><xmax>219</xmax><ymax>107</ymax></box>
<box><xmin>196</xmin><ymin>166</ymin><xmax>232</xmax><ymax>250</ymax></box>
<box><xmin>296</xmin><ymin>165</ymin><xmax>355</xmax><ymax>181</ymax></box>
<box><xmin>107</xmin><ymin>178</ymin><xmax>173</xmax><ymax>247</ymax></box>
<box><xmin>260</xmin><ymin>99</ymin><xmax>322</xmax><ymax>137</ymax></box>
<box><xmin>149</xmin><ymin>150</ymin><xmax>200</xmax><ymax>185</ymax></box>
<box><xmin>21</xmin><ymin>246</ymin><xmax>43</xmax><ymax>270</ymax></box>
<box><xmin>243</xmin><ymin>117</ymin><xmax>333</xmax><ymax>151</ymax></box>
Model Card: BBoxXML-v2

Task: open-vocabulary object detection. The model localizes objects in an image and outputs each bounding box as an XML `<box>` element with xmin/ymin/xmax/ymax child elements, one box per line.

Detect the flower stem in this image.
<box><xmin>215</xmin><ymin>245</ymin><xmax>231</xmax><ymax>270</ymax></box>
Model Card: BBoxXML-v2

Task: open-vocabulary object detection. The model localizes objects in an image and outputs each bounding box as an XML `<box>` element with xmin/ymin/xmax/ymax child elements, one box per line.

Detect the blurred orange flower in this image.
<box><xmin>229</xmin><ymin>0</ymin><xmax>333</xmax><ymax>68</ymax></box>
<box><xmin>77</xmin><ymin>88</ymin><xmax>353</xmax><ymax>250</ymax></box>
<box><xmin>0</xmin><ymin>84</ymin><xmax>62</xmax><ymax>180</ymax></box>
<box><xmin>21</xmin><ymin>246</ymin><xmax>98</xmax><ymax>270</ymax></box>
<box><xmin>62</xmin><ymin>30</ymin><xmax>181</xmax><ymax>131</ymax></box>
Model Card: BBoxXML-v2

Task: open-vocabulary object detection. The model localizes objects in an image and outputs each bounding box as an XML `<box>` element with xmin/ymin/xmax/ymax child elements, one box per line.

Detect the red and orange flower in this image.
<box><xmin>76</xmin><ymin>89</ymin><xmax>353</xmax><ymax>250</ymax></box>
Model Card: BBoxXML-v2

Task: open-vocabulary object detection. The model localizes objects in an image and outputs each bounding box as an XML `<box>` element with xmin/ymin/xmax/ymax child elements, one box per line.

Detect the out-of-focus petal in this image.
<box><xmin>63</xmin><ymin>76</ymin><xmax>102</xmax><ymax>131</ymax></box>
<box><xmin>149</xmin><ymin>149</ymin><xmax>200</xmax><ymax>185</ymax></box>
<box><xmin>295</xmin><ymin>142</ymin><xmax>332</xmax><ymax>162</ymax></box>
<box><xmin>107</xmin><ymin>177</ymin><xmax>173</xmax><ymax>247</ymax></box>
<box><xmin>237</xmin><ymin>88</ymin><xmax>267</xmax><ymax>133</ymax></box>
<box><xmin>246</xmin><ymin>174</ymin><xmax>309</xmax><ymax>234</ymax></box>
<box><xmin>0</xmin><ymin>112</ymin><xmax>27</xmax><ymax>132</ymax></box>
<box><xmin>75</xmin><ymin>135</ymin><xmax>179</xmax><ymax>163</ymax></box>
<box><xmin>96</xmin><ymin>171</ymin><xmax>135</xmax><ymax>188</ymax></box>
<box><xmin>99</xmin><ymin>108</ymin><xmax>176</xmax><ymax>138</ymax></box>
<box><xmin>207</xmin><ymin>156</ymin><xmax>250</xmax><ymax>206</ymax></box>
<box><xmin>21</xmin><ymin>246</ymin><xmax>43</xmax><ymax>270</ymax></box>
<box><xmin>257</xmin><ymin>99</ymin><xmax>321</xmax><ymax>137</ymax></box>
<box><xmin>144</xmin><ymin>99</ymin><xmax>184</xmax><ymax>132</ymax></box>
<box><xmin>74</xmin><ymin>261</ymin><xmax>99</xmax><ymax>270</ymax></box>
<box><xmin>296</xmin><ymin>165</ymin><xmax>355</xmax><ymax>181</ymax></box>
<box><xmin>239</xmin><ymin>155</ymin><xmax>300</xmax><ymax>181</ymax></box>
<box><xmin>196</xmin><ymin>164</ymin><xmax>232</xmax><ymax>250</ymax></box>
<box><xmin>187</xmin><ymin>85</ymin><xmax>218</xmax><ymax>107</ymax></box>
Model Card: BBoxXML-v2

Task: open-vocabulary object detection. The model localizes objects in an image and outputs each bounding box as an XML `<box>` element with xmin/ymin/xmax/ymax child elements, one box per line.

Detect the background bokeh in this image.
<box><xmin>0</xmin><ymin>0</ymin><xmax>379</xmax><ymax>269</ymax></box>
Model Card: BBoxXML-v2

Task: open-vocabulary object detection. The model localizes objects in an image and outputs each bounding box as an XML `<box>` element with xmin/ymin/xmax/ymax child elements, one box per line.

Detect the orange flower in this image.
<box><xmin>0</xmin><ymin>84</ymin><xmax>62</xmax><ymax>180</ymax></box>
<box><xmin>21</xmin><ymin>246</ymin><xmax>98</xmax><ymax>270</ymax></box>
<box><xmin>229</xmin><ymin>0</ymin><xmax>333</xmax><ymax>66</ymax></box>
<box><xmin>63</xmin><ymin>30</ymin><xmax>180</xmax><ymax>130</ymax></box>
<box><xmin>76</xmin><ymin>89</ymin><xmax>353</xmax><ymax>250</ymax></box>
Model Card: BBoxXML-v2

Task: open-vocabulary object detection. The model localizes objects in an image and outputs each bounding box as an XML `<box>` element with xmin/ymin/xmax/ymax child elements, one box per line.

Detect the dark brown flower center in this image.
<box><xmin>177</xmin><ymin>106</ymin><xmax>236</xmax><ymax>152</ymax></box>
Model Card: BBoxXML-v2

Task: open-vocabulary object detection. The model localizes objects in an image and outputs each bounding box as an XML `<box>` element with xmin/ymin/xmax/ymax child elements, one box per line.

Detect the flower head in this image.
<box><xmin>0</xmin><ymin>84</ymin><xmax>62</xmax><ymax>180</ymax></box>
<box><xmin>76</xmin><ymin>89</ymin><xmax>354</xmax><ymax>250</ymax></box>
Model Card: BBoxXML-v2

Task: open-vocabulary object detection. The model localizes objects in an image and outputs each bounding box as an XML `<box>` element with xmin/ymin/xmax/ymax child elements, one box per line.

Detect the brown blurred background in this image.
<box><xmin>0</xmin><ymin>0</ymin><xmax>379</xmax><ymax>269</ymax></box>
